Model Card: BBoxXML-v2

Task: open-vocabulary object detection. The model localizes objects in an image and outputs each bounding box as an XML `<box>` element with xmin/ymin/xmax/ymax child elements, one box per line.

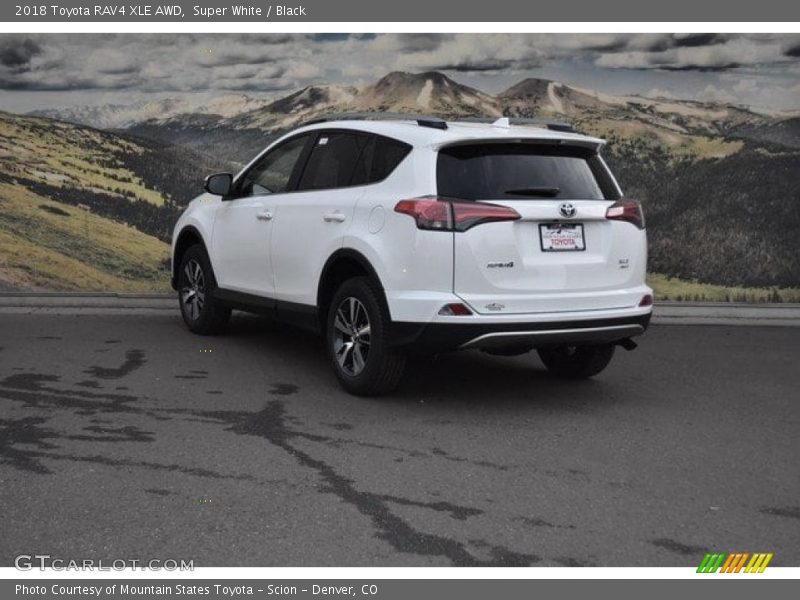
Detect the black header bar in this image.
<box><xmin>3</xmin><ymin>0</ymin><xmax>800</xmax><ymax>22</ymax></box>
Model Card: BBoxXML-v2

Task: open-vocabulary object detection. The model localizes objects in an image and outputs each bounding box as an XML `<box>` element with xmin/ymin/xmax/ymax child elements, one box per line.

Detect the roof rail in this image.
<box><xmin>303</xmin><ymin>112</ymin><xmax>448</xmax><ymax>130</ymax></box>
<box><xmin>457</xmin><ymin>117</ymin><xmax>576</xmax><ymax>133</ymax></box>
<box><xmin>301</xmin><ymin>112</ymin><xmax>577</xmax><ymax>134</ymax></box>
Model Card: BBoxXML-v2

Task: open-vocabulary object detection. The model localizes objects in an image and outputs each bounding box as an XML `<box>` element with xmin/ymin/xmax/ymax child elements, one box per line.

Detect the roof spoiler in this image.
<box><xmin>457</xmin><ymin>116</ymin><xmax>577</xmax><ymax>133</ymax></box>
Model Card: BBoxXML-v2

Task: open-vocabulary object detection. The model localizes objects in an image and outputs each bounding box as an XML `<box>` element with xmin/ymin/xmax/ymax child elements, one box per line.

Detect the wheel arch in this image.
<box><xmin>317</xmin><ymin>249</ymin><xmax>388</xmax><ymax>330</ymax></box>
<box><xmin>172</xmin><ymin>226</ymin><xmax>208</xmax><ymax>290</ymax></box>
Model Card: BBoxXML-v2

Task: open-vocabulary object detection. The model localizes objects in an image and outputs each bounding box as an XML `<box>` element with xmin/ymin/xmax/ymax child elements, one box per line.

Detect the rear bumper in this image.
<box><xmin>388</xmin><ymin>312</ymin><xmax>651</xmax><ymax>353</ymax></box>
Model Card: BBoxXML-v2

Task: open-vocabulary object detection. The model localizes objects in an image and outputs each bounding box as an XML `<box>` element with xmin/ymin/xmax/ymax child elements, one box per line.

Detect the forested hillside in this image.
<box><xmin>0</xmin><ymin>112</ymin><xmax>231</xmax><ymax>290</ymax></box>
<box><xmin>605</xmin><ymin>139</ymin><xmax>800</xmax><ymax>288</ymax></box>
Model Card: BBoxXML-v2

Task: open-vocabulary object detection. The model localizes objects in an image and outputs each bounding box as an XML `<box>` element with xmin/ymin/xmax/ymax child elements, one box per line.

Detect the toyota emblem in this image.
<box><xmin>559</xmin><ymin>202</ymin><xmax>577</xmax><ymax>218</ymax></box>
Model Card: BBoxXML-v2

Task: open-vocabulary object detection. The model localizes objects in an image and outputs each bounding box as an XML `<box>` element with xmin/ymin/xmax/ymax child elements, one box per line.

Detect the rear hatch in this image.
<box><xmin>438</xmin><ymin>141</ymin><xmax>645</xmax><ymax>315</ymax></box>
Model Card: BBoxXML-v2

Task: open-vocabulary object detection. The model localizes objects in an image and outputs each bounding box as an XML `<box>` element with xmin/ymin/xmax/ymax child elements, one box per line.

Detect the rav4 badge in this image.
<box><xmin>487</xmin><ymin>261</ymin><xmax>514</xmax><ymax>268</ymax></box>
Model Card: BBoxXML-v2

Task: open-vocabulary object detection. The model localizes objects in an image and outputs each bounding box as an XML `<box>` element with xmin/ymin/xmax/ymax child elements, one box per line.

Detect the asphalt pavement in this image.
<box><xmin>0</xmin><ymin>310</ymin><xmax>798</xmax><ymax>567</ymax></box>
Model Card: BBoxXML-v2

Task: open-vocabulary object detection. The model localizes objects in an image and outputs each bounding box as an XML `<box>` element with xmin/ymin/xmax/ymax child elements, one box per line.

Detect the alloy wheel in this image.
<box><xmin>333</xmin><ymin>296</ymin><xmax>371</xmax><ymax>376</ymax></box>
<box><xmin>181</xmin><ymin>259</ymin><xmax>206</xmax><ymax>321</ymax></box>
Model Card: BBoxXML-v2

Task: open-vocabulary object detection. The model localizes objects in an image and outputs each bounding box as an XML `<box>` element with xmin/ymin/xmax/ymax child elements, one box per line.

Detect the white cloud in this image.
<box><xmin>595</xmin><ymin>37</ymin><xmax>794</xmax><ymax>71</ymax></box>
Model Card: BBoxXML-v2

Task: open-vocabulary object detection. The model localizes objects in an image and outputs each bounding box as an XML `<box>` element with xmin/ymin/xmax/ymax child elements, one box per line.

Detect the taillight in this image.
<box><xmin>606</xmin><ymin>200</ymin><xmax>645</xmax><ymax>229</ymax></box>
<box><xmin>639</xmin><ymin>294</ymin><xmax>653</xmax><ymax>307</ymax></box>
<box><xmin>451</xmin><ymin>202</ymin><xmax>521</xmax><ymax>231</ymax></box>
<box><xmin>394</xmin><ymin>197</ymin><xmax>452</xmax><ymax>230</ymax></box>
<box><xmin>394</xmin><ymin>196</ymin><xmax>520</xmax><ymax>232</ymax></box>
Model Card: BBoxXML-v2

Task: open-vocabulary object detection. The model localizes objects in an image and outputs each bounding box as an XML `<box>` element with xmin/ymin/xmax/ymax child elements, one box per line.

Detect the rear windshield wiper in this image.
<box><xmin>504</xmin><ymin>187</ymin><xmax>560</xmax><ymax>197</ymax></box>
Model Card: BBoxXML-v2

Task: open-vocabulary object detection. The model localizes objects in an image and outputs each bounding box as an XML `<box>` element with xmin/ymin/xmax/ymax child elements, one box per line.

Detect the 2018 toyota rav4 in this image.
<box><xmin>171</xmin><ymin>114</ymin><xmax>653</xmax><ymax>396</ymax></box>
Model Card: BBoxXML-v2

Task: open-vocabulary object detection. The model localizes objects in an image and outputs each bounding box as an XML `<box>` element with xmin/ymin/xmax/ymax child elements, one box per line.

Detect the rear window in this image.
<box><xmin>437</xmin><ymin>143</ymin><xmax>619</xmax><ymax>201</ymax></box>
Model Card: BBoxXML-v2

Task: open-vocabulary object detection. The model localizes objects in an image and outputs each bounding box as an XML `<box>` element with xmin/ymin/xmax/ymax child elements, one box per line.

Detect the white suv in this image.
<box><xmin>171</xmin><ymin>114</ymin><xmax>653</xmax><ymax>395</ymax></box>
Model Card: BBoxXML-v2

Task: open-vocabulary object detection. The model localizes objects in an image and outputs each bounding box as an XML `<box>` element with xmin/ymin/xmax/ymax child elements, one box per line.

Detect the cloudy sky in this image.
<box><xmin>1</xmin><ymin>33</ymin><xmax>800</xmax><ymax>112</ymax></box>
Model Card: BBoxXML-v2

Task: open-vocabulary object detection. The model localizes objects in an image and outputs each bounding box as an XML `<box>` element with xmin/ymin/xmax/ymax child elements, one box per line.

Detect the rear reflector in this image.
<box><xmin>606</xmin><ymin>200</ymin><xmax>645</xmax><ymax>229</ymax></box>
<box><xmin>639</xmin><ymin>294</ymin><xmax>653</xmax><ymax>307</ymax></box>
<box><xmin>438</xmin><ymin>303</ymin><xmax>473</xmax><ymax>316</ymax></box>
<box><xmin>395</xmin><ymin>196</ymin><xmax>520</xmax><ymax>232</ymax></box>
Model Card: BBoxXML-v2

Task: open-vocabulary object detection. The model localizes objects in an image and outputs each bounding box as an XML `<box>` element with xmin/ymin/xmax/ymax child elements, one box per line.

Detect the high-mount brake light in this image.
<box><xmin>606</xmin><ymin>200</ymin><xmax>645</xmax><ymax>229</ymax></box>
<box><xmin>394</xmin><ymin>197</ymin><xmax>521</xmax><ymax>232</ymax></box>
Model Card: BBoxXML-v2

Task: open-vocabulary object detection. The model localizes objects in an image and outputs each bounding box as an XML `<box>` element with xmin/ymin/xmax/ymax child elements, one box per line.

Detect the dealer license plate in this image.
<box><xmin>539</xmin><ymin>223</ymin><xmax>585</xmax><ymax>252</ymax></box>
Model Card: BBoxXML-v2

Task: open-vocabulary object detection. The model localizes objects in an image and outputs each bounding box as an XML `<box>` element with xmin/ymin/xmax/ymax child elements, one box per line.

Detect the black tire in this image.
<box><xmin>537</xmin><ymin>344</ymin><xmax>615</xmax><ymax>379</ymax></box>
<box><xmin>326</xmin><ymin>276</ymin><xmax>406</xmax><ymax>396</ymax></box>
<box><xmin>177</xmin><ymin>244</ymin><xmax>231</xmax><ymax>335</ymax></box>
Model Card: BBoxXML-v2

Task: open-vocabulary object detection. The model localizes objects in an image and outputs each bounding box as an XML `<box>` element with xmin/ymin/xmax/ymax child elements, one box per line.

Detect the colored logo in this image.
<box><xmin>697</xmin><ymin>552</ymin><xmax>773</xmax><ymax>573</ymax></box>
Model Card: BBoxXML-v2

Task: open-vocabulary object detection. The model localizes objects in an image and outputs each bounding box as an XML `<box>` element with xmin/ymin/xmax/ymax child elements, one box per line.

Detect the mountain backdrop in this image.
<box><xmin>2</xmin><ymin>71</ymin><xmax>799</xmax><ymax>298</ymax></box>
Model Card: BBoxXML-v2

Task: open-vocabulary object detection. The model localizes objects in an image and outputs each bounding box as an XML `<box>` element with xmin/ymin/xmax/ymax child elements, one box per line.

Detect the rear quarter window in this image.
<box><xmin>350</xmin><ymin>135</ymin><xmax>412</xmax><ymax>186</ymax></box>
<box><xmin>437</xmin><ymin>143</ymin><xmax>619</xmax><ymax>201</ymax></box>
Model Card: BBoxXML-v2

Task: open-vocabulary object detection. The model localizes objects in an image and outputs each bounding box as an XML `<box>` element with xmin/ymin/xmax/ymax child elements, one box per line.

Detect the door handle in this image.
<box><xmin>256</xmin><ymin>210</ymin><xmax>273</xmax><ymax>221</ymax></box>
<box><xmin>323</xmin><ymin>211</ymin><xmax>346</xmax><ymax>223</ymax></box>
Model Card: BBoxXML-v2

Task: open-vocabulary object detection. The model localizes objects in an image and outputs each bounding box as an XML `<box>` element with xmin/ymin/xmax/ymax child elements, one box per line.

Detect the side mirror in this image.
<box><xmin>204</xmin><ymin>173</ymin><xmax>233</xmax><ymax>197</ymax></box>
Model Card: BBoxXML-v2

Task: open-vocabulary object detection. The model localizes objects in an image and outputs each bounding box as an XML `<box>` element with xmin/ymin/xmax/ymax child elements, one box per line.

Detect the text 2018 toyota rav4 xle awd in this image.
<box><xmin>171</xmin><ymin>114</ymin><xmax>653</xmax><ymax>395</ymax></box>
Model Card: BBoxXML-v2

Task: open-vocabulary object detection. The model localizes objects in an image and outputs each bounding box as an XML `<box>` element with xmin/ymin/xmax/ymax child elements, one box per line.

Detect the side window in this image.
<box><xmin>351</xmin><ymin>135</ymin><xmax>412</xmax><ymax>186</ymax></box>
<box><xmin>238</xmin><ymin>134</ymin><xmax>310</xmax><ymax>197</ymax></box>
<box><xmin>296</xmin><ymin>132</ymin><xmax>366</xmax><ymax>191</ymax></box>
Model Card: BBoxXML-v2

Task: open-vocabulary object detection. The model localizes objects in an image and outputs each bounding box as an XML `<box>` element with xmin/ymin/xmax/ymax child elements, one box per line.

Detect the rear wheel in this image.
<box><xmin>178</xmin><ymin>244</ymin><xmax>231</xmax><ymax>335</ymax></box>
<box><xmin>326</xmin><ymin>277</ymin><xmax>406</xmax><ymax>396</ymax></box>
<box><xmin>537</xmin><ymin>344</ymin><xmax>615</xmax><ymax>379</ymax></box>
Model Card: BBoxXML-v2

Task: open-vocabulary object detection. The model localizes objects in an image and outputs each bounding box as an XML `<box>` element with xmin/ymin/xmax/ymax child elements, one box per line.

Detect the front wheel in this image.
<box><xmin>178</xmin><ymin>244</ymin><xmax>231</xmax><ymax>335</ymax></box>
<box><xmin>326</xmin><ymin>277</ymin><xmax>406</xmax><ymax>396</ymax></box>
<box><xmin>537</xmin><ymin>344</ymin><xmax>615</xmax><ymax>379</ymax></box>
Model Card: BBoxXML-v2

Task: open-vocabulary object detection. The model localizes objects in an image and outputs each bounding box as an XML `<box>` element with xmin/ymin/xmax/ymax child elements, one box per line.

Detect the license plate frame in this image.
<box><xmin>539</xmin><ymin>223</ymin><xmax>586</xmax><ymax>252</ymax></box>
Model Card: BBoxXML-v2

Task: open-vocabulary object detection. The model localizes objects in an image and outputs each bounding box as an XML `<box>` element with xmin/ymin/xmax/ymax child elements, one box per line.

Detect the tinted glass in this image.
<box><xmin>351</xmin><ymin>135</ymin><xmax>412</xmax><ymax>185</ymax></box>
<box><xmin>437</xmin><ymin>143</ymin><xmax>618</xmax><ymax>201</ymax></box>
<box><xmin>239</xmin><ymin>135</ymin><xmax>309</xmax><ymax>196</ymax></box>
<box><xmin>297</xmin><ymin>132</ymin><xmax>366</xmax><ymax>191</ymax></box>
